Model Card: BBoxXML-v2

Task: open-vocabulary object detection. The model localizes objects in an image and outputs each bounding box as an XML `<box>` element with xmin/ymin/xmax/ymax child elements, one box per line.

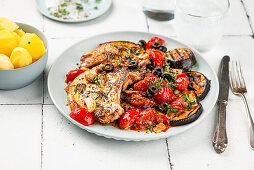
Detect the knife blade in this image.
<box><xmin>212</xmin><ymin>55</ymin><xmax>230</xmax><ymax>154</ymax></box>
<box><xmin>218</xmin><ymin>55</ymin><xmax>230</xmax><ymax>102</ymax></box>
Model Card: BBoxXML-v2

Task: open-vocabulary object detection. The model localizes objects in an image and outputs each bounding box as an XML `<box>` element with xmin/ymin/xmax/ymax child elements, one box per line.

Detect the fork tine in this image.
<box><xmin>229</xmin><ymin>62</ymin><xmax>234</xmax><ymax>89</ymax></box>
<box><xmin>239</xmin><ymin>61</ymin><xmax>247</xmax><ymax>89</ymax></box>
<box><xmin>232</xmin><ymin>61</ymin><xmax>238</xmax><ymax>88</ymax></box>
<box><xmin>236</xmin><ymin>61</ymin><xmax>243</xmax><ymax>88</ymax></box>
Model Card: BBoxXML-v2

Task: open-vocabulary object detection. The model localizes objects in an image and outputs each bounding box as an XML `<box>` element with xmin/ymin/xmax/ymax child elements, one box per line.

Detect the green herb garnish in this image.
<box><xmin>94</xmin><ymin>6</ymin><xmax>98</xmax><ymax>10</ymax></box>
<box><xmin>166</xmin><ymin>104</ymin><xmax>179</xmax><ymax>114</ymax></box>
<box><xmin>76</xmin><ymin>3</ymin><xmax>84</xmax><ymax>11</ymax></box>
<box><xmin>61</xmin><ymin>3</ymin><xmax>67</xmax><ymax>7</ymax></box>
<box><xmin>182</xmin><ymin>93</ymin><xmax>196</xmax><ymax>107</ymax></box>
<box><xmin>147</xmin><ymin>125</ymin><xmax>155</xmax><ymax>132</ymax></box>
<box><xmin>117</xmin><ymin>62</ymin><xmax>122</xmax><ymax>67</ymax></box>
<box><xmin>95</xmin><ymin>0</ymin><xmax>101</xmax><ymax>3</ymax></box>
<box><xmin>94</xmin><ymin>78</ymin><xmax>100</xmax><ymax>85</ymax></box>
<box><xmin>28</xmin><ymin>41</ymin><xmax>31</xmax><ymax>45</ymax></box>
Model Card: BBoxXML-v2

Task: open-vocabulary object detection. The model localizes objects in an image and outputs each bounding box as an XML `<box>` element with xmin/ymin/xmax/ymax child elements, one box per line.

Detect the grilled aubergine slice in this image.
<box><xmin>185</xmin><ymin>71</ymin><xmax>211</xmax><ymax>100</ymax></box>
<box><xmin>166</xmin><ymin>48</ymin><xmax>197</xmax><ymax>69</ymax></box>
<box><xmin>168</xmin><ymin>90</ymin><xmax>203</xmax><ymax>126</ymax></box>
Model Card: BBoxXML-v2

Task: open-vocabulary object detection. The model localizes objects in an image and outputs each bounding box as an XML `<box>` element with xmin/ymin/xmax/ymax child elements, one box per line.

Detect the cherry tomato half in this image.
<box><xmin>124</xmin><ymin>92</ymin><xmax>154</xmax><ymax>106</ymax></box>
<box><xmin>69</xmin><ymin>108</ymin><xmax>95</xmax><ymax>126</ymax></box>
<box><xmin>146</xmin><ymin>37</ymin><xmax>165</xmax><ymax>49</ymax></box>
<box><xmin>118</xmin><ymin>108</ymin><xmax>144</xmax><ymax>129</ymax></box>
<box><xmin>65</xmin><ymin>69</ymin><xmax>85</xmax><ymax>83</ymax></box>
<box><xmin>170</xmin><ymin>97</ymin><xmax>185</xmax><ymax>114</ymax></box>
<box><xmin>153</xmin><ymin>82</ymin><xmax>173</xmax><ymax>104</ymax></box>
<box><xmin>133</xmin><ymin>107</ymin><xmax>156</xmax><ymax>130</ymax></box>
<box><xmin>149</xmin><ymin>50</ymin><xmax>165</xmax><ymax>67</ymax></box>
<box><xmin>133</xmin><ymin>73</ymin><xmax>156</xmax><ymax>91</ymax></box>
<box><xmin>175</xmin><ymin>73</ymin><xmax>189</xmax><ymax>91</ymax></box>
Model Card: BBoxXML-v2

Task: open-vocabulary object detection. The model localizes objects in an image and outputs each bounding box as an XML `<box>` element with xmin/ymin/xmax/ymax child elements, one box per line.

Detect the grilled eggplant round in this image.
<box><xmin>166</xmin><ymin>48</ymin><xmax>197</xmax><ymax>69</ymax></box>
<box><xmin>185</xmin><ymin>71</ymin><xmax>211</xmax><ymax>100</ymax></box>
<box><xmin>168</xmin><ymin>90</ymin><xmax>202</xmax><ymax>126</ymax></box>
<box><xmin>170</xmin><ymin>104</ymin><xmax>203</xmax><ymax>126</ymax></box>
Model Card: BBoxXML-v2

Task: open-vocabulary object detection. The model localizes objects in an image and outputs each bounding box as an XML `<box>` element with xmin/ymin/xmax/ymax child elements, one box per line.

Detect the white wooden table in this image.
<box><xmin>1</xmin><ymin>0</ymin><xmax>254</xmax><ymax>169</ymax></box>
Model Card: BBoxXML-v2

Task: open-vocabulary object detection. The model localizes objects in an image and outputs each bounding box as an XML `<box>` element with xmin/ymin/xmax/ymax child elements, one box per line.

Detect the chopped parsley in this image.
<box><xmin>76</xmin><ymin>3</ymin><xmax>84</xmax><ymax>11</ymax></box>
<box><xmin>117</xmin><ymin>62</ymin><xmax>122</xmax><ymax>67</ymax></box>
<box><xmin>166</xmin><ymin>104</ymin><xmax>179</xmax><ymax>114</ymax></box>
<box><xmin>28</xmin><ymin>41</ymin><xmax>31</xmax><ymax>45</ymax></box>
<box><xmin>94</xmin><ymin>6</ymin><xmax>98</xmax><ymax>10</ymax></box>
<box><xmin>147</xmin><ymin>125</ymin><xmax>155</xmax><ymax>132</ymax></box>
<box><xmin>94</xmin><ymin>77</ymin><xmax>100</xmax><ymax>85</ymax></box>
<box><xmin>163</xmin><ymin>62</ymin><xmax>170</xmax><ymax>74</ymax></box>
<box><xmin>182</xmin><ymin>93</ymin><xmax>196</xmax><ymax>107</ymax></box>
<box><xmin>95</xmin><ymin>0</ymin><xmax>101</xmax><ymax>3</ymax></box>
<box><xmin>61</xmin><ymin>3</ymin><xmax>67</xmax><ymax>7</ymax></box>
<box><xmin>152</xmin><ymin>77</ymin><xmax>163</xmax><ymax>89</ymax></box>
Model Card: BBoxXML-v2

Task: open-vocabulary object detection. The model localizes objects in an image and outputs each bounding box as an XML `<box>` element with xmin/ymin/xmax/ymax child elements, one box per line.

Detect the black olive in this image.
<box><xmin>102</xmin><ymin>63</ymin><xmax>114</xmax><ymax>72</ymax></box>
<box><xmin>141</xmin><ymin>91</ymin><xmax>153</xmax><ymax>99</ymax></box>
<box><xmin>138</xmin><ymin>40</ymin><xmax>147</xmax><ymax>49</ymax></box>
<box><xmin>158</xmin><ymin>102</ymin><xmax>169</xmax><ymax>113</ymax></box>
<box><xmin>147</xmin><ymin>57</ymin><xmax>154</xmax><ymax>70</ymax></box>
<box><xmin>127</xmin><ymin>60</ymin><xmax>138</xmax><ymax>69</ymax></box>
<box><xmin>152</xmin><ymin>42</ymin><xmax>161</xmax><ymax>49</ymax></box>
<box><xmin>148</xmin><ymin>85</ymin><xmax>158</xmax><ymax>95</ymax></box>
<box><xmin>162</xmin><ymin>73</ymin><xmax>171</xmax><ymax>81</ymax></box>
<box><xmin>152</xmin><ymin>66</ymin><xmax>163</xmax><ymax>77</ymax></box>
<box><xmin>158</xmin><ymin>46</ymin><xmax>167</xmax><ymax>52</ymax></box>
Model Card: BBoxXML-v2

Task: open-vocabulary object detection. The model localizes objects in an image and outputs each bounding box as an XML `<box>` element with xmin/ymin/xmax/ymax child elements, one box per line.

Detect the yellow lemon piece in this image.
<box><xmin>0</xmin><ymin>18</ymin><xmax>19</xmax><ymax>31</ymax></box>
<box><xmin>15</xmin><ymin>29</ymin><xmax>25</xmax><ymax>38</ymax></box>
<box><xmin>19</xmin><ymin>33</ymin><xmax>46</xmax><ymax>60</ymax></box>
<box><xmin>0</xmin><ymin>30</ymin><xmax>19</xmax><ymax>56</ymax></box>
<box><xmin>0</xmin><ymin>54</ymin><xmax>14</xmax><ymax>69</ymax></box>
<box><xmin>10</xmin><ymin>47</ymin><xmax>32</xmax><ymax>68</ymax></box>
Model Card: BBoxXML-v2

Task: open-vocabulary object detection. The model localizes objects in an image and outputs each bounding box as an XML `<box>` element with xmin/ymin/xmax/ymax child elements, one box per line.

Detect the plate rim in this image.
<box><xmin>48</xmin><ymin>31</ymin><xmax>219</xmax><ymax>141</ymax></box>
<box><xmin>35</xmin><ymin>0</ymin><xmax>112</xmax><ymax>23</ymax></box>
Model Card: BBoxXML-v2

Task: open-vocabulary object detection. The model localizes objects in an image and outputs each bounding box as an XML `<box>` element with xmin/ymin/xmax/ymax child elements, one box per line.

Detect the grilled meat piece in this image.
<box><xmin>67</xmin><ymin>41</ymin><xmax>151</xmax><ymax>124</ymax></box>
<box><xmin>80</xmin><ymin>41</ymin><xmax>147</xmax><ymax>68</ymax></box>
<box><xmin>166</xmin><ymin>48</ymin><xmax>197</xmax><ymax>69</ymax></box>
<box><xmin>66</xmin><ymin>66</ymin><xmax>128</xmax><ymax>124</ymax></box>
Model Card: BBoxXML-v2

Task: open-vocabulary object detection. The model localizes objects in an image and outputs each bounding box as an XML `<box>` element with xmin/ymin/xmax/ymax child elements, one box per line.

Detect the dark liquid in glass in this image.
<box><xmin>143</xmin><ymin>9</ymin><xmax>174</xmax><ymax>21</ymax></box>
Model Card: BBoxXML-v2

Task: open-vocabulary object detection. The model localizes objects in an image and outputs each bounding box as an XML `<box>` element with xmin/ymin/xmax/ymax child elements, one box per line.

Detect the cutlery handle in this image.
<box><xmin>241</xmin><ymin>94</ymin><xmax>254</xmax><ymax>150</ymax></box>
<box><xmin>213</xmin><ymin>101</ymin><xmax>228</xmax><ymax>153</ymax></box>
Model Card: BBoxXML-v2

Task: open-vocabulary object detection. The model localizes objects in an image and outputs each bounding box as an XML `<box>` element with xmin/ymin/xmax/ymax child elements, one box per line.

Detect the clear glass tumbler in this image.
<box><xmin>142</xmin><ymin>0</ymin><xmax>175</xmax><ymax>21</ymax></box>
<box><xmin>174</xmin><ymin>0</ymin><xmax>230</xmax><ymax>52</ymax></box>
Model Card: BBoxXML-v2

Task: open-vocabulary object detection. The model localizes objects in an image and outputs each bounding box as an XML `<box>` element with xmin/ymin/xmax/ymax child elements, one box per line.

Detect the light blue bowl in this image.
<box><xmin>0</xmin><ymin>23</ymin><xmax>48</xmax><ymax>90</ymax></box>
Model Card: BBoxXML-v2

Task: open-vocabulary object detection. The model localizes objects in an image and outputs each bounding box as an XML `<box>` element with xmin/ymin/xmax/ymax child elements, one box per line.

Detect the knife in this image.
<box><xmin>212</xmin><ymin>55</ymin><xmax>230</xmax><ymax>153</ymax></box>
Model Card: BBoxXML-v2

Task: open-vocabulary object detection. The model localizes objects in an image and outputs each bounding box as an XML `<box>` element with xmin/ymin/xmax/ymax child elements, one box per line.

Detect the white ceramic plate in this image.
<box><xmin>48</xmin><ymin>31</ymin><xmax>219</xmax><ymax>141</ymax></box>
<box><xmin>36</xmin><ymin>0</ymin><xmax>112</xmax><ymax>23</ymax></box>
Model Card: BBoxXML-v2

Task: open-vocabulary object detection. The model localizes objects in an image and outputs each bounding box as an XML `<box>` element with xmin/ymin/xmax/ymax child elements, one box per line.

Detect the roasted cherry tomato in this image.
<box><xmin>69</xmin><ymin>108</ymin><xmax>95</xmax><ymax>126</ymax></box>
<box><xmin>175</xmin><ymin>73</ymin><xmax>189</xmax><ymax>91</ymax></box>
<box><xmin>153</xmin><ymin>82</ymin><xmax>173</xmax><ymax>104</ymax></box>
<box><xmin>133</xmin><ymin>73</ymin><xmax>156</xmax><ymax>91</ymax></box>
<box><xmin>118</xmin><ymin>108</ymin><xmax>144</xmax><ymax>129</ymax></box>
<box><xmin>170</xmin><ymin>97</ymin><xmax>185</xmax><ymax>114</ymax></box>
<box><xmin>65</xmin><ymin>69</ymin><xmax>85</xmax><ymax>83</ymax></box>
<box><xmin>149</xmin><ymin>50</ymin><xmax>165</xmax><ymax>67</ymax></box>
<box><xmin>124</xmin><ymin>92</ymin><xmax>154</xmax><ymax>106</ymax></box>
<box><xmin>133</xmin><ymin>107</ymin><xmax>156</xmax><ymax>130</ymax></box>
<box><xmin>146</xmin><ymin>37</ymin><xmax>165</xmax><ymax>49</ymax></box>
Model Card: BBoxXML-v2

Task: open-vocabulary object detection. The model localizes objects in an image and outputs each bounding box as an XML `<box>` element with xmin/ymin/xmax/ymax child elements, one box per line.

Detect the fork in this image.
<box><xmin>229</xmin><ymin>61</ymin><xmax>254</xmax><ymax>149</ymax></box>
